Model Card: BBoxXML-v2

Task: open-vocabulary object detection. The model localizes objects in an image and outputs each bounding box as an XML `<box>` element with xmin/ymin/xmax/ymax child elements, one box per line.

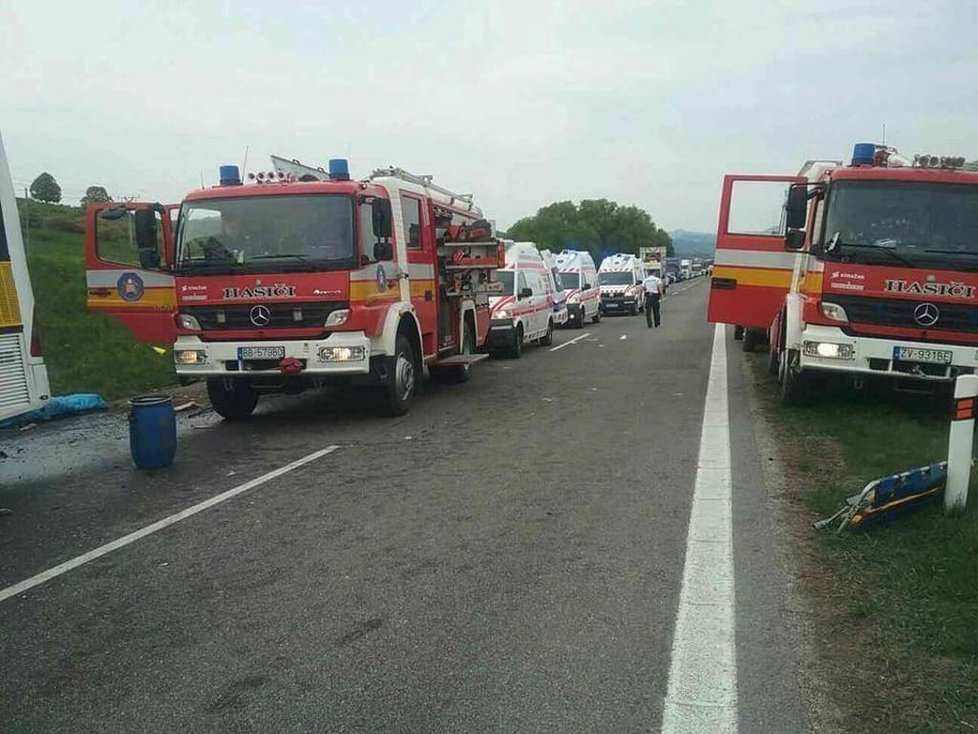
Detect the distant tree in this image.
<box><xmin>29</xmin><ymin>172</ymin><xmax>62</xmax><ymax>204</ymax></box>
<box><xmin>80</xmin><ymin>185</ymin><xmax>112</xmax><ymax>206</ymax></box>
<box><xmin>507</xmin><ymin>199</ymin><xmax>673</xmax><ymax>258</ymax></box>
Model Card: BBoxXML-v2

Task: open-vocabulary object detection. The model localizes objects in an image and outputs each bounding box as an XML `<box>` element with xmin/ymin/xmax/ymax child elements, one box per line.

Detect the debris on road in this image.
<box><xmin>174</xmin><ymin>401</ymin><xmax>200</xmax><ymax>413</ymax></box>
<box><xmin>0</xmin><ymin>508</ymin><xmax>13</xmax><ymax>517</ymax></box>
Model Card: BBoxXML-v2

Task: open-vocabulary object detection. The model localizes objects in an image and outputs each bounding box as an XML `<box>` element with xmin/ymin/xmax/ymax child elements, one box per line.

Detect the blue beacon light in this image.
<box><xmin>851</xmin><ymin>143</ymin><xmax>876</xmax><ymax>166</ymax></box>
<box><xmin>328</xmin><ymin>158</ymin><xmax>350</xmax><ymax>181</ymax></box>
<box><xmin>219</xmin><ymin>165</ymin><xmax>242</xmax><ymax>185</ymax></box>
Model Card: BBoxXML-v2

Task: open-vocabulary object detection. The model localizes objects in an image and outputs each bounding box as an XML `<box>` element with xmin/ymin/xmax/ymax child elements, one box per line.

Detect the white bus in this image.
<box><xmin>0</xmin><ymin>132</ymin><xmax>50</xmax><ymax>422</ymax></box>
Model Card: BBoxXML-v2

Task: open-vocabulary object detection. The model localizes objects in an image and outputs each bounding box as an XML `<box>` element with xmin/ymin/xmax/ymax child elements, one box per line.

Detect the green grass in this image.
<box><xmin>19</xmin><ymin>201</ymin><xmax>176</xmax><ymax>400</ymax></box>
<box><xmin>749</xmin><ymin>355</ymin><xmax>978</xmax><ymax>731</ymax></box>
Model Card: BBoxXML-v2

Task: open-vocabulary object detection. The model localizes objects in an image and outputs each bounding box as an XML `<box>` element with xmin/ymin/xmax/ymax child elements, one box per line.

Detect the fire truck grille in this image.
<box><xmin>828</xmin><ymin>295</ymin><xmax>978</xmax><ymax>333</ymax></box>
<box><xmin>185</xmin><ymin>302</ymin><xmax>348</xmax><ymax>330</ymax></box>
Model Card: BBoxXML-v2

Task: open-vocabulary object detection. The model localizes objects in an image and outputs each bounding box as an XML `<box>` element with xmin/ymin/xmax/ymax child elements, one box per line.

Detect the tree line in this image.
<box><xmin>27</xmin><ymin>172</ymin><xmax>112</xmax><ymax>206</ymax></box>
<box><xmin>506</xmin><ymin>199</ymin><xmax>672</xmax><ymax>259</ymax></box>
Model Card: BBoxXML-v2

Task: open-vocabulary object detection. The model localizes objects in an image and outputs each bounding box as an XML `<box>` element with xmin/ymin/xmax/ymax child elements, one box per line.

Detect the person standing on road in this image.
<box><xmin>643</xmin><ymin>270</ymin><xmax>663</xmax><ymax>328</ymax></box>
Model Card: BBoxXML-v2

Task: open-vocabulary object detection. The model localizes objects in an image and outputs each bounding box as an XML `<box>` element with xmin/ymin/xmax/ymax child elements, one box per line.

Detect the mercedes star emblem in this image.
<box><xmin>913</xmin><ymin>302</ymin><xmax>939</xmax><ymax>327</ymax></box>
<box><xmin>250</xmin><ymin>304</ymin><xmax>271</xmax><ymax>327</ymax></box>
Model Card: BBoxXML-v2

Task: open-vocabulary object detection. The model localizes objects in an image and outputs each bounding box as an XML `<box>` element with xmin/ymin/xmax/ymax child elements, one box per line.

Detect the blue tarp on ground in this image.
<box><xmin>0</xmin><ymin>394</ymin><xmax>108</xmax><ymax>429</ymax></box>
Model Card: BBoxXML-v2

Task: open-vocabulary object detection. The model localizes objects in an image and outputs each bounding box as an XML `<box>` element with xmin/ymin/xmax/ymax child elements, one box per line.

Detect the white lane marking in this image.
<box><xmin>549</xmin><ymin>331</ymin><xmax>591</xmax><ymax>352</ymax></box>
<box><xmin>662</xmin><ymin>324</ymin><xmax>737</xmax><ymax>733</ymax></box>
<box><xmin>620</xmin><ymin>335</ymin><xmax>628</xmax><ymax>340</ymax></box>
<box><xmin>0</xmin><ymin>446</ymin><xmax>340</xmax><ymax>604</ymax></box>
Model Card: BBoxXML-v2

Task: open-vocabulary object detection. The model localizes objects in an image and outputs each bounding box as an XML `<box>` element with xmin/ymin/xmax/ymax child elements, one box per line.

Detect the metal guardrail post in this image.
<box><xmin>945</xmin><ymin>374</ymin><xmax>978</xmax><ymax>513</ymax></box>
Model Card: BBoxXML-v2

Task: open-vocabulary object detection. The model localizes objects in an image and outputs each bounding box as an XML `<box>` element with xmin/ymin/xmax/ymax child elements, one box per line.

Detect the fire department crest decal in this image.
<box><xmin>117</xmin><ymin>272</ymin><xmax>145</xmax><ymax>302</ymax></box>
<box><xmin>376</xmin><ymin>265</ymin><xmax>388</xmax><ymax>293</ymax></box>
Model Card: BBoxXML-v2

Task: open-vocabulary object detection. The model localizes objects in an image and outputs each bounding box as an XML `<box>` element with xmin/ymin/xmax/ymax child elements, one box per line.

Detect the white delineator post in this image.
<box><xmin>945</xmin><ymin>374</ymin><xmax>978</xmax><ymax>514</ymax></box>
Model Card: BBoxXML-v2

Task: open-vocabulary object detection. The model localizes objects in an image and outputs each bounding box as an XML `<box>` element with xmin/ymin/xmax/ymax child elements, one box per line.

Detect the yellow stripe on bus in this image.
<box><xmin>713</xmin><ymin>265</ymin><xmax>793</xmax><ymax>289</ymax></box>
<box><xmin>87</xmin><ymin>286</ymin><xmax>176</xmax><ymax>310</ymax></box>
<box><xmin>0</xmin><ymin>262</ymin><xmax>23</xmax><ymax>328</ymax></box>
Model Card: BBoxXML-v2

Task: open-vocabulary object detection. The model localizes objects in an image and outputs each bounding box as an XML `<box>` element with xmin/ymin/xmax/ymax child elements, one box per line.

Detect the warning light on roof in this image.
<box><xmin>219</xmin><ymin>165</ymin><xmax>242</xmax><ymax>185</ymax></box>
<box><xmin>329</xmin><ymin>158</ymin><xmax>350</xmax><ymax>181</ymax></box>
<box><xmin>851</xmin><ymin>143</ymin><xmax>876</xmax><ymax>166</ymax></box>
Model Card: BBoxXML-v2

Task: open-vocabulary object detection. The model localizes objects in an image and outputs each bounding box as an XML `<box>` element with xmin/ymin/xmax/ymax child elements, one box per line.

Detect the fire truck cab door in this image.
<box><xmin>85</xmin><ymin>201</ymin><xmax>178</xmax><ymax>344</ymax></box>
<box><xmin>707</xmin><ymin>174</ymin><xmax>805</xmax><ymax>329</ymax></box>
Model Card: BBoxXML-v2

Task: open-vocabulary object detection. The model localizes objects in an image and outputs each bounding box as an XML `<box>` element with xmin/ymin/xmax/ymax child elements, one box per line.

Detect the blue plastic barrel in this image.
<box><xmin>128</xmin><ymin>395</ymin><xmax>176</xmax><ymax>469</ymax></box>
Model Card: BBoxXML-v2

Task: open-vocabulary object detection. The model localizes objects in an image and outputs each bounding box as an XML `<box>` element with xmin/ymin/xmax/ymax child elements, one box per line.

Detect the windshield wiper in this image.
<box><xmin>247</xmin><ymin>254</ymin><xmax>311</xmax><ymax>262</ymax></box>
<box><xmin>924</xmin><ymin>248</ymin><xmax>978</xmax><ymax>256</ymax></box>
<box><xmin>826</xmin><ymin>234</ymin><xmax>917</xmax><ymax>268</ymax></box>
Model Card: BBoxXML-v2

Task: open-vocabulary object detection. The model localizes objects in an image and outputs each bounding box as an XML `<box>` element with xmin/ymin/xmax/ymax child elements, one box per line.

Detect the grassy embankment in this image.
<box><xmin>748</xmin><ymin>353</ymin><xmax>978</xmax><ymax>732</ymax></box>
<box><xmin>18</xmin><ymin>200</ymin><xmax>175</xmax><ymax>400</ymax></box>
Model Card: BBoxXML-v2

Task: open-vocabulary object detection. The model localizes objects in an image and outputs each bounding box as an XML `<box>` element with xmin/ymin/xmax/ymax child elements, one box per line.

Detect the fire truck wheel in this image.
<box><xmin>779</xmin><ymin>349</ymin><xmax>811</xmax><ymax>407</ymax></box>
<box><xmin>767</xmin><ymin>341</ymin><xmax>780</xmax><ymax>376</ymax></box>
<box><xmin>734</xmin><ymin>325</ymin><xmax>745</xmax><ymax>340</ymax></box>
<box><xmin>432</xmin><ymin>323</ymin><xmax>474</xmax><ymax>385</ymax></box>
<box><xmin>207</xmin><ymin>378</ymin><xmax>258</xmax><ymax>421</ymax></box>
<box><xmin>538</xmin><ymin>320</ymin><xmax>554</xmax><ymax>346</ymax></box>
<box><xmin>743</xmin><ymin>328</ymin><xmax>758</xmax><ymax>353</ymax></box>
<box><xmin>382</xmin><ymin>334</ymin><xmax>416</xmax><ymax>416</ymax></box>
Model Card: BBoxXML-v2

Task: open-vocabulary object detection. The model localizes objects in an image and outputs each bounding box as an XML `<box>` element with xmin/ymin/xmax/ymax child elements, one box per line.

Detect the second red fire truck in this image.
<box><xmin>709</xmin><ymin>142</ymin><xmax>978</xmax><ymax>405</ymax></box>
<box><xmin>85</xmin><ymin>158</ymin><xmax>502</xmax><ymax>418</ymax></box>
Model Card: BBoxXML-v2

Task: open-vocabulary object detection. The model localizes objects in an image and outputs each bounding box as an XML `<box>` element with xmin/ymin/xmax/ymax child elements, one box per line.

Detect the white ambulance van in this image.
<box><xmin>555</xmin><ymin>249</ymin><xmax>601</xmax><ymax>328</ymax></box>
<box><xmin>488</xmin><ymin>241</ymin><xmax>556</xmax><ymax>358</ymax></box>
<box><xmin>598</xmin><ymin>253</ymin><xmax>646</xmax><ymax>316</ymax></box>
<box><xmin>540</xmin><ymin>249</ymin><xmax>570</xmax><ymax>329</ymax></box>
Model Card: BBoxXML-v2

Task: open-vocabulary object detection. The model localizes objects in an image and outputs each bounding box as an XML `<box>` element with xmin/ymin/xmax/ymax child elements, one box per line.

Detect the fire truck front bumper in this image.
<box><xmin>798</xmin><ymin>324</ymin><xmax>978</xmax><ymax>381</ymax></box>
<box><xmin>173</xmin><ymin>333</ymin><xmax>373</xmax><ymax>377</ymax></box>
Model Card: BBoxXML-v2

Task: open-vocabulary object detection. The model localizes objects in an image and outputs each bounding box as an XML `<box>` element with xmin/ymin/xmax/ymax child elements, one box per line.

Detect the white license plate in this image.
<box><xmin>893</xmin><ymin>346</ymin><xmax>952</xmax><ymax>365</ymax></box>
<box><xmin>238</xmin><ymin>346</ymin><xmax>285</xmax><ymax>360</ymax></box>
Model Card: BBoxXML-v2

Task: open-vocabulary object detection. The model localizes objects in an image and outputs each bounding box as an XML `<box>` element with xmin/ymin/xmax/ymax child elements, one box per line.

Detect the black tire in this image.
<box><xmin>381</xmin><ymin>334</ymin><xmax>417</xmax><ymax>416</ymax></box>
<box><xmin>432</xmin><ymin>323</ymin><xmax>475</xmax><ymax>385</ymax></box>
<box><xmin>779</xmin><ymin>349</ymin><xmax>811</xmax><ymax>407</ymax></box>
<box><xmin>743</xmin><ymin>327</ymin><xmax>758</xmax><ymax>353</ymax></box>
<box><xmin>207</xmin><ymin>378</ymin><xmax>258</xmax><ymax>421</ymax></box>
<box><xmin>767</xmin><ymin>340</ymin><xmax>779</xmax><ymax>376</ymax></box>
<box><xmin>734</xmin><ymin>325</ymin><xmax>745</xmax><ymax>340</ymax></box>
<box><xmin>509</xmin><ymin>325</ymin><xmax>524</xmax><ymax>359</ymax></box>
<box><xmin>591</xmin><ymin>308</ymin><xmax>601</xmax><ymax>324</ymax></box>
<box><xmin>538</xmin><ymin>319</ymin><xmax>554</xmax><ymax>346</ymax></box>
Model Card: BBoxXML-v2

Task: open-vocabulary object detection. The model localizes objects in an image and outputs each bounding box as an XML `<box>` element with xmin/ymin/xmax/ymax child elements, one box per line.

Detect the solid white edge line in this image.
<box><xmin>0</xmin><ymin>445</ymin><xmax>341</xmax><ymax>604</ymax></box>
<box><xmin>549</xmin><ymin>331</ymin><xmax>591</xmax><ymax>352</ymax></box>
<box><xmin>661</xmin><ymin>324</ymin><xmax>738</xmax><ymax>733</ymax></box>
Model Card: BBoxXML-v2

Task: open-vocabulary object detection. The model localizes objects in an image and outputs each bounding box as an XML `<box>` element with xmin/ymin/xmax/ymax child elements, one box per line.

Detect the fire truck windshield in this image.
<box><xmin>823</xmin><ymin>180</ymin><xmax>978</xmax><ymax>267</ymax></box>
<box><xmin>599</xmin><ymin>271</ymin><xmax>634</xmax><ymax>285</ymax></box>
<box><xmin>176</xmin><ymin>194</ymin><xmax>356</xmax><ymax>273</ymax></box>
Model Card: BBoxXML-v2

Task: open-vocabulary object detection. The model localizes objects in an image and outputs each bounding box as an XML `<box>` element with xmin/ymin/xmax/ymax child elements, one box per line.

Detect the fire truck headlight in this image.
<box><xmin>325</xmin><ymin>309</ymin><xmax>350</xmax><ymax>328</ymax></box>
<box><xmin>803</xmin><ymin>341</ymin><xmax>854</xmax><ymax>360</ymax></box>
<box><xmin>318</xmin><ymin>346</ymin><xmax>366</xmax><ymax>362</ymax></box>
<box><xmin>820</xmin><ymin>302</ymin><xmax>849</xmax><ymax>322</ymax></box>
<box><xmin>177</xmin><ymin>313</ymin><xmax>202</xmax><ymax>331</ymax></box>
<box><xmin>174</xmin><ymin>349</ymin><xmax>207</xmax><ymax>365</ymax></box>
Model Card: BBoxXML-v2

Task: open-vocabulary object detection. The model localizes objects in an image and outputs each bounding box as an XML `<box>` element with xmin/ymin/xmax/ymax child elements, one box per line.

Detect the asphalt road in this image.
<box><xmin>0</xmin><ymin>280</ymin><xmax>806</xmax><ymax>733</ymax></box>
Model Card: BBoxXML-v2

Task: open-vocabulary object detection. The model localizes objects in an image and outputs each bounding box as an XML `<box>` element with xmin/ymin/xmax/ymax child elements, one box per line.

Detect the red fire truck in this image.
<box><xmin>85</xmin><ymin>158</ymin><xmax>501</xmax><ymax>418</ymax></box>
<box><xmin>709</xmin><ymin>142</ymin><xmax>978</xmax><ymax>405</ymax></box>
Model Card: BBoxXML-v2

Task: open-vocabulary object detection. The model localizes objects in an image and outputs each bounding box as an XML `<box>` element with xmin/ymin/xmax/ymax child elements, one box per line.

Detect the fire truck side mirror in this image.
<box><xmin>372</xmin><ymin>199</ymin><xmax>393</xmax><ymax>239</ymax></box>
<box><xmin>373</xmin><ymin>241</ymin><xmax>394</xmax><ymax>261</ymax></box>
<box><xmin>784</xmin><ymin>229</ymin><xmax>806</xmax><ymax>250</ymax></box>
<box><xmin>785</xmin><ymin>184</ymin><xmax>809</xmax><ymax>230</ymax></box>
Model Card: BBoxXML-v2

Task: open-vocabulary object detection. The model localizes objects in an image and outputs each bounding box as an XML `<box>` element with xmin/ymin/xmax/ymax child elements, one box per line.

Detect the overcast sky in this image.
<box><xmin>2</xmin><ymin>0</ymin><xmax>974</xmax><ymax>232</ymax></box>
